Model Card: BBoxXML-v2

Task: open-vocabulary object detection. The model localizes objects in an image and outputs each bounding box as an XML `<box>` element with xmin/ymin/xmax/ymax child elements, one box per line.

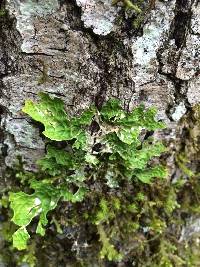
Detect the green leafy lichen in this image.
<box><xmin>9</xmin><ymin>179</ymin><xmax>86</xmax><ymax>250</ymax></box>
<box><xmin>8</xmin><ymin>93</ymin><xmax>167</xmax><ymax>256</ymax></box>
<box><xmin>12</xmin><ymin>228</ymin><xmax>30</xmax><ymax>251</ymax></box>
<box><xmin>2</xmin><ymin>103</ymin><xmax>200</xmax><ymax>266</ymax></box>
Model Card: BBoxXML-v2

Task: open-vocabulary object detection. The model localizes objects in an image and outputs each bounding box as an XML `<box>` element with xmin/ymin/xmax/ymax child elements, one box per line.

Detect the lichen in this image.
<box><xmin>171</xmin><ymin>102</ymin><xmax>187</xmax><ymax>122</ymax></box>
<box><xmin>131</xmin><ymin>0</ymin><xmax>175</xmax><ymax>88</ymax></box>
<box><xmin>1</xmin><ymin>104</ymin><xmax>200</xmax><ymax>266</ymax></box>
<box><xmin>76</xmin><ymin>0</ymin><xmax>118</xmax><ymax>35</ymax></box>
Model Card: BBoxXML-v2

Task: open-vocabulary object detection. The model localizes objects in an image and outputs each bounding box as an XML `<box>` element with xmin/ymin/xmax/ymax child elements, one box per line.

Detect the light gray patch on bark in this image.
<box><xmin>4</xmin><ymin>117</ymin><xmax>44</xmax><ymax>149</ymax></box>
<box><xmin>191</xmin><ymin>2</ymin><xmax>200</xmax><ymax>34</ymax></box>
<box><xmin>131</xmin><ymin>0</ymin><xmax>176</xmax><ymax>88</ymax></box>
<box><xmin>187</xmin><ymin>76</ymin><xmax>200</xmax><ymax>105</ymax></box>
<box><xmin>176</xmin><ymin>34</ymin><xmax>200</xmax><ymax>80</ymax></box>
<box><xmin>180</xmin><ymin>217</ymin><xmax>200</xmax><ymax>242</ymax></box>
<box><xmin>75</xmin><ymin>0</ymin><xmax>119</xmax><ymax>35</ymax></box>
<box><xmin>171</xmin><ymin>102</ymin><xmax>187</xmax><ymax>121</ymax></box>
<box><xmin>4</xmin><ymin>136</ymin><xmax>44</xmax><ymax>171</ymax></box>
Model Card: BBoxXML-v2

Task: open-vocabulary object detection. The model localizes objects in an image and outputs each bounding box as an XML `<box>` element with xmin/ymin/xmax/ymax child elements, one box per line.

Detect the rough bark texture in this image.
<box><xmin>0</xmin><ymin>0</ymin><xmax>200</xmax><ymax>266</ymax></box>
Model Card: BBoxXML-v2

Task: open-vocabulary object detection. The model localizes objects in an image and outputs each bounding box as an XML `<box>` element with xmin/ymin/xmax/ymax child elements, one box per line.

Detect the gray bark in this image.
<box><xmin>0</xmin><ymin>0</ymin><xmax>199</xmax><ymax>170</ymax></box>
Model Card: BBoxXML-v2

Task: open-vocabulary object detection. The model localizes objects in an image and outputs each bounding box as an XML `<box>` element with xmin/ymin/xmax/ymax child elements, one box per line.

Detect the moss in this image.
<box><xmin>1</xmin><ymin>102</ymin><xmax>200</xmax><ymax>266</ymax></box>
<box><xmin>113</xmin><ymin>0</ymin><xmax>142</xmax><ymax>13</ymax></box>
<box><xmin>113</xmin><ymin>0</ymin><xmax>156</xmax><ymax>30</ymax></box>
<box><xmin>0</xmin><ymin>8</ymin><xmax>6</xmax><ymax>17</ymax></box>
<box><xmin>182</xmin><ymin>104</ymin><xmax>200</xmax><ymax>159</ymax></box>
<box><xmin>1</xmin><ymin>162</ymin><xmax>200</xmax><ymax>266</ymax></box>
<box><xmin>97</xmin><ymin>224</ymin><xmax>123</xmax><ymax>261</ymax></box>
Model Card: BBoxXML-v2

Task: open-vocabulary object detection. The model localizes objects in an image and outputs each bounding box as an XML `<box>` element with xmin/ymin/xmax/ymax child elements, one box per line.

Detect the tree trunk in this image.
<box><xmin>0</xmin><ymin>0</ymin><xmax>200</xmax><ymax>266</ymax></box>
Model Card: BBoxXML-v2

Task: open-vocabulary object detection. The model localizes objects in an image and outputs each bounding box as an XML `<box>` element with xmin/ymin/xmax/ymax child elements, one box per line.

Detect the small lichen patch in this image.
<box><xmin>187</xmin><ymin>76</ymin><xmax>200</xmax><ymax>106</ymax></box>
<box><xmin>191</xmin><ymin>2</ymin><xmax>200</xmax><ymax>34</ymax></box>
<box><xmin>7</xmin><ymin>0</ymin><xmax>60</xmax><ymax>53</ymax></box>
<box><xmin>4</xmin><ymin>117</ymin><xmax>45</xmax><ymax>150</ymax></box>
<box><xmin>131</xmin><ymin>1</ymin><xmax>175</xmax><ymax>88</ymax></box>
<box><xmin>76</xmin><ymin>0</ymin><xmax>118</xmax><ymax>35</ymax></box>
<box><xmin>172</xmin><ymin>102</ymin><xmax>187</xmax><ymax>122</ymax></box>
<box><xmin>19</xmin><ymin>0</ymin><xmax>59</xmax><ymax>17</ymax></box>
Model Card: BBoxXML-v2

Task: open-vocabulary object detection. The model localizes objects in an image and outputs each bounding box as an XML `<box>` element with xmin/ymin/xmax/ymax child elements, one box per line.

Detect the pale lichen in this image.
<box><xmin>76</xmin><ymin>0</ymin><xmax>118</xmax><ymax>35</ymax></box>
<box><xmin>131</xmin><ymin>1</ymin><xmax>175</xmax><ymax>88</ymax></box>
<box><xmin>172</xmin><ymin>102</ymin><xmax>187</xmax><ymax>122</ymax></box>
<box><xmin>187</xmin><ymin>76</ymin><xmax>200</xmax><ymax>106</ymax></box>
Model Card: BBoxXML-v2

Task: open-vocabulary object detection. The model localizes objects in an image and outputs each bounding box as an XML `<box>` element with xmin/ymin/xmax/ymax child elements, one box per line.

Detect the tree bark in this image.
<box><xmin>0</xmin><ymin>0</ymin><xmax>200</xmax><ymax>266</ymax></box>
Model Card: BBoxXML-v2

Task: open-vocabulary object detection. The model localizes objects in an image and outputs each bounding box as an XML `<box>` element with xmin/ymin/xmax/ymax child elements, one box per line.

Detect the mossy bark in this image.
<box><xmin>0</xmin><ymin>0</ymin><xmax>200</xmax><ymax>266</ymax></box>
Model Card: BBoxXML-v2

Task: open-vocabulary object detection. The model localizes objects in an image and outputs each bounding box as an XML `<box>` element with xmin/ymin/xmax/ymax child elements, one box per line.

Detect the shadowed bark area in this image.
<box><xmin>0</xmin><ymin>0</ymin><xmax>199</xmax><ymax>266</ymax></box>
